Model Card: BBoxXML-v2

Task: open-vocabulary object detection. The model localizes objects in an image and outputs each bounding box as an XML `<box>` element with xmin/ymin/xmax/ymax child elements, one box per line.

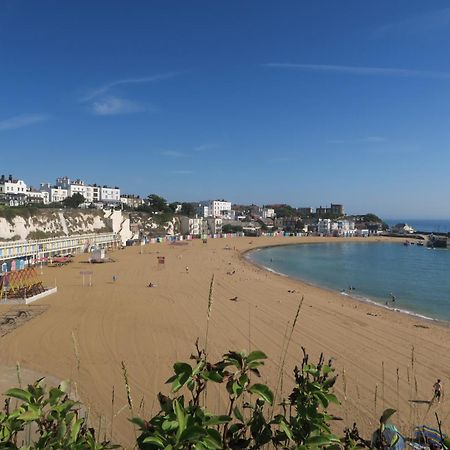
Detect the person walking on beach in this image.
<box><xmin>433</xmin><ymin>379</ymin><xmax>443</xmax><ymax>404</ymax></box>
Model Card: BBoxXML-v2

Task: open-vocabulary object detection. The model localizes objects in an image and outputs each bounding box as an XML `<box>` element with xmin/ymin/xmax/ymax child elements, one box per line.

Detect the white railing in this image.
<box><xmin>0</xmin><ymin>232</ymin><xmax>120</xmax><ymax>261</ymax></box>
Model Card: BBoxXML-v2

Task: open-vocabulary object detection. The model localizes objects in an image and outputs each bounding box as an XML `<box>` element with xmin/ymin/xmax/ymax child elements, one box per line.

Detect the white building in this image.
<box><xmin>317</xmin><ymin>218</ymin><xmax>332</xmax><ymax>235</ymax></box>
<box><xmin>197</xmin><ymin>200</ymin><xmax>232</xmax><ymax>218</ymax></box>
<box><xmin>210</xmin><ymin>200</ymin><xmax>232</xmax><ymax>218</ymax></box>
<box><xmin>196</xmin><ymin>204</ymin><xmax>209</xmax><ymax>218</ymax></box>
<box><xmin>261</xmin><ymin>208</ymin><xmax>275</xmax><ymax>219</ymax></box>
<box><xmin>120</xmin><ymin>194</ymin><xmax>144</xmax><ymax>209</ymax></box>
<box><xmin>26</xmin><ymin>188</ymin><xmax>44</xmax><ymax>204</ymax></box>
<box><xmin>180</xmin><ymin>217</ymin><xmax>207</xmax><ymax>236</ymax></box>
<box><xmin>54</xmin><ymin>177</ymin><xmax>120</xmax><ymax>205</ymax></box>
<box><xmin>40</xmin><ymin>183</ymin><xmax>69</xmax><ymax>203</ymax></box>
<box><xmin>68</xmin><ymin>180</ymin><xmax>89</xmax><ymax>199</ymax></box>
<box><xmin>0</xmin><ymin>175</ymin><xmax>27</xmax><ymax>195</ymax></box>
<box><xmin>0</xmin><ymin>175</ymin><xmax>28</xmax><ymax>206</ymax></box>
<box><xmin>392</xmin><ymin>223</ymin><xmax>415</xmax><ymax>234</ymax></box>
<box><xmin>335</xmin><ymin>220</ymin><xmax>356</xmax><ymax>237</ymax></box>
<box><xmin>206</xmin><ymin>217</ymin><xmax>222</xmax><ymax>234</ymax></box>
<box><xmin>100</xmin><ymin>186</ymin><xmax>121</xmax><ymax>203</ymax></box>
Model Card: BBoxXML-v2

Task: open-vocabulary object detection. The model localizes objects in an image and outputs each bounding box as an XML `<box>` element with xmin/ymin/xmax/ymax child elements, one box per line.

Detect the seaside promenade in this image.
<box><xmin>0</xmin><ymin>235</ymin><xmax>449</xmax><ymax>447</ymax></box>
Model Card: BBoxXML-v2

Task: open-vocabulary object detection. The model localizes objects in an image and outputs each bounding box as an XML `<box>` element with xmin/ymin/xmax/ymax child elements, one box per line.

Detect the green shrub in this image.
<box><xmin>0</xmin><ymin>378</ymin><xmax>118</xmax><ymax>449</ymax></box>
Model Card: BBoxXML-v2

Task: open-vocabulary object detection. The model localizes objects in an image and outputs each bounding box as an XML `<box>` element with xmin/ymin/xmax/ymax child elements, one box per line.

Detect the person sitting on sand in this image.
<box><xmin>147</xmin><ymin>282</ymin><xmax>156</xmax><ymax>288</ymax></box>
<box><xmin>433</xmin><ymin>379</ymin><xmax>443</xmax><ymax>403</ymax></box>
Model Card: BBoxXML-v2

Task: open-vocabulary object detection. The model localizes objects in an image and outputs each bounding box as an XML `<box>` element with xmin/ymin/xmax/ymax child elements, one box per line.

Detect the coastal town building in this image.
<box><xmin>48</xmin><ymin>177</ymin><xmax>121</xmax><ymax>205</ymax></box>
<box><xmin>180</xmin><ymin>217</ymin><xmax>207</xmax><ymax>236</ymax></box>
<box><xmin>298</xmin><ymin>207</ymin><xmax>313</xmax><ymax>216</ymax></box>
<box><xmin>392</xmin><ymin>223</ymin><xmax>415</xmax><ymax>234</ymax></box>
<box><xmin>40</xmin><ymin>183</ymin><xmax>69</xmax><ymax>204</ymax></box>
<box><xmin>197</xmin><ymin>200</ymin><xmax>233</xmax><ymax>219</ymax></box>
<box><xmin>179</xmin><ymin>217</ymin><xmax>223</xmax><ymax>236</ymax></box>
<box><xmin>0</xmin><ymin>175</ymin><xmax>28</xmax><ymax>206</ymax></box>
<box><xmin>261</xmin><ymin>208</ymin><xmax>275</xmax><ymax>219</ymax></box>
<box><xmin>317</xmin><ymin>218</ymin><xmax>332</xmax><ymax>235</ymax></box>
<box><xmin>316</xmin><ymin>204</ymin><xmax>344</xmax><ymax>216</ymax></box>
<box><xmin>120</xmin><ymin>194</ymin><xmax>144</xmax><ymax>209</ymax></box>
<box><xmin>25</xmin><ymin>188</ymin><xmax>45</xmax><ymax>204</ymax></box>
<box><xmin>0</xmin><ymin>175</ymin><xmax>27</xmax><ymax>196</ymax></box>
<box><xmin>100</xmin><ymin>186</ymin><xmax>121</xmax><ymax>203</ymax></box>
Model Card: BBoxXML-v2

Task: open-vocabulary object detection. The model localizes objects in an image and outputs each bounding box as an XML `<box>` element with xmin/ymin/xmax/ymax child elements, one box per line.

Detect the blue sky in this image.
<box><xmin>1</xmin><ymin>1</ymin><xmax>450</xmax><ymax>218</ymax></box>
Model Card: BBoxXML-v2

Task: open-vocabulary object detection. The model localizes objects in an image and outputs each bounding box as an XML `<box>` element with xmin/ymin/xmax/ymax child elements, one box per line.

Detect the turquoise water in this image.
<box><xmin>248</xmin><ymin>242</ymin><xmax>450</xmax><ymax>322</ymax></box>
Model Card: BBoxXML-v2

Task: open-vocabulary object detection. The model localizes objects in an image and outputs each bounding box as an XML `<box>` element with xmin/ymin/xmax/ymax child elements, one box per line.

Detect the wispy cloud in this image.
<box><xmin>0</xmin><ymin>113</ymin><xmax>49</xmax><ymax>131</ymax></box>
<box><xmin>374</xmin><ymin>7</ymin><xmax>450</xmax><ymax>38</ymax></box>
<box><xmin>168</xmin><ymin>169</ymin><xmax>193</xmax><ymax>174</ymax></box>
<box><xmin>81</xmin><ymin>72</ymin><xmax>178</xmax><ymax>102</ymax></box>
<box><xmin>161</xmin><ymin>150</ymin><xmax>189</xmax><ymax>158</ymax></box>
<box><xmin>91</xmin><ymin>96</ymin><xmax>146</xmax><ymax>116</ymax></box>
<box><xmin>194</xmin><ymin>143</ymin><xmax>219</xmax><ymax>152</ymax></box>
<box><xmin>263</xmin><ymin>63</ymin><xmax>450</xmax><ymax>80</ymax></box>
<box><xmin>328</xmin><ymin>136</ymin><xmax>387</xmax><ymax>144</ymax></box>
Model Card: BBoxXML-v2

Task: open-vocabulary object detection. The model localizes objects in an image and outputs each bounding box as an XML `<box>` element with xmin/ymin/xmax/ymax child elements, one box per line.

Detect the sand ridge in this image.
<box><xmin>0</xmin><ymin>235</ymin><xmax>449</xmax><ymax>448</ymax></box>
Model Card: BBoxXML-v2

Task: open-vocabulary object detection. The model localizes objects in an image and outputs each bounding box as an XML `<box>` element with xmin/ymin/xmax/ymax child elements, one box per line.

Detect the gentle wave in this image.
<box><xmin>246</xmin><ymin>242</ymin><xmax>450</xmax><ymax>325</ymax></box>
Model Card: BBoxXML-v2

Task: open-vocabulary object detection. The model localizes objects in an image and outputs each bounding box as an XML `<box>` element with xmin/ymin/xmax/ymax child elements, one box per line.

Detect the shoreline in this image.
<box><xmin>243</xmin><ymin>240</ymin><xmax>450</xmax><ymax>329</ymax></box>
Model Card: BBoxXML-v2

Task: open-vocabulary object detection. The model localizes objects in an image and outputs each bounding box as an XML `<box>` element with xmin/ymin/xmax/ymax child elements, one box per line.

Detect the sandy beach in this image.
<box><xmin>1</xmin><ymin>235</ymin><xmax>449</xmax><ymax>447</ymax></box>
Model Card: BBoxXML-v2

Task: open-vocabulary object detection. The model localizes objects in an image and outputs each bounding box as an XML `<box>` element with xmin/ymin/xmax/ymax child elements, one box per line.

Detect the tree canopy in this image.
<box><xmin>62</xmin><ymin>193</ymin><xmax>85</xmax><ymax>208</ymax></box>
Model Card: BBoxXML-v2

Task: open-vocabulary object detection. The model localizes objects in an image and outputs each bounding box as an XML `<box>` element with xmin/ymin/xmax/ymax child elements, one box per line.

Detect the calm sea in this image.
<box><xmin>248</xmin><ymin>242</ymin><xmax>450</xmax><ymax>322</ymax></box>
<box><xmin>386</xmin><ymin>219</ymin><xmax>450</xmax><ymax>233</ymax></box>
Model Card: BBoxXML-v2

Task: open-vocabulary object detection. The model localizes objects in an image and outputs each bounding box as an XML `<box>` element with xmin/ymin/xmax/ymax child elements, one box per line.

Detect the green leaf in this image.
<box><xmin>305</xmin><ymin>434</ymin><xmax>340</xmax><ymax>446</ymax></box>
<box><xmin>174</xmin><ymin>362</ymin><xmax>193</xmax><ymax>377</ymax></box>
<box><xmin>203</xmin><ymin>429</ymin><xmax>222</xmax><ymax>449</ymax></box>
<box><xmin>247</xmin><ymin>351</ymin><xmax>267</xmax><ymax>363</ymax></box>
<box><xmin>248</xmin><ymin>383</ymin><xmax>274</xmax><ymax>405</ymax></box>
<box><xmin>69</xmin><ymin>418</ymin><xmax>83</xmax><ymax>443</ymax></box>
<box><xmin>315</xmin><ymin>392</ymin><xmax>329</xmax><ymax>408</ymax></box>
<box><xmin>279</xmin><ymin>420</ymin><xmax>293</xmax><ymax>441</ymax></box>
<box><xmin>205</xmin><ymin>415</ymin><xmax>231</xmax><ymax>426</ymax></box>
<box><xmin>239</xmin><ymin>374</ymin><xmax>249</xmax><ymax>387</ymax></box>
<box><xmin>232</xmin><ymin>380</ymin><xmax>244</xmax><ymax>398</ymax></box>
<box><xmin>325</xmin><ymin>393</ymin><xmax>340</xmax><ymax>405</ymax></box>
<box><xmin>162</xmin><ymin>420</ymin><xmax>179</xmax><ymax>431</ymax></box>
<box><xmin>48</xmin><ymin>387</ymin><xmax>65</xmax><ymax>405</ymax></box>
<box><xmin>201</xmin><ymin>371</ymin><xmax>224</xmax><ymax>383</ymax></box>
<box><xmin>172</xmin><ymin>363</ymin><xmax>193</xmax><ymax>392</ymax></box>
<box><xmin>129</xmin><ymin>417</ymin><xmax>147</xmax><ymax>428</ymax></box>
<box><xmin>174</xmin><ymin>399</ymin><xmax>187</xmax><ymax>440</ymax></box>
<box><xmin>192</xmin><ymin>360</ymin><xmax>206</xmax><ymax>376</ymax></box>
<box><xmin>380</xmin><ymin>408</ymin><xmax>396</xmax><ymax>424</ymax></box>
<box><xmin>233</xmin><ymin>406</ymin><xmax>244</xmax><ymax>422</ymax></box>
<box><xmin>179</xmin><ymin>425</ymin><xmax>206</xmax><ymax>442</ymax></box>
<box><xmin>5</xmin><ymin>388</ymin><xmax>32</xmax><ymax>403</ymax></box>
<box><xmin>18</xmin><ymin>408</ymin><xmax>41</xmax><ymax>421</ymax></box>
<box><xmin>143</xmin><ymin>436</ymin><xmax>166</xmax><ymax>447</ymax></box>
<box><xmin>60</xmin><ymin>380</ymin><xmax>71</xmax><ymax>394</ymax></box>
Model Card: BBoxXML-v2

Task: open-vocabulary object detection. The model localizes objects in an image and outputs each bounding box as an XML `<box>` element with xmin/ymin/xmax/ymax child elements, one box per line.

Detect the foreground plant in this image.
<box><xmin>132</xmin><ymin>342</ymin><xmax>343</xmax><ymax>449</ymax></box>
<box><xmin>0</xmin><ymin>378</ymin><xmax>118</xmax><ymax>449</ymax></box>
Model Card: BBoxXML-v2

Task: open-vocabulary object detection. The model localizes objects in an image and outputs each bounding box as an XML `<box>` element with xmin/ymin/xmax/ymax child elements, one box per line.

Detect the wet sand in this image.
<box><xmin>0</xmin><ymin>235</ymin><xmax>449</xmax><ymax>447</ymax></box>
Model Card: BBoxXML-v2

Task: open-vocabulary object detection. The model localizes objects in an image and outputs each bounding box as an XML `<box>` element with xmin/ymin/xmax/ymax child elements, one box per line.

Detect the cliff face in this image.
<box><xmin>0</xmin><ymin>208</ymin><xmax>179</xmax><ymax>243</ymax></box>
<box><xmin>0</xmin><ymin>209</ymin><xmax>112</xmax><ymax>241</ymax></box>
<box><xmin>128</xmin><ymin>212</ymin><xmax>179</xmax><ymax>238</ymax></box>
